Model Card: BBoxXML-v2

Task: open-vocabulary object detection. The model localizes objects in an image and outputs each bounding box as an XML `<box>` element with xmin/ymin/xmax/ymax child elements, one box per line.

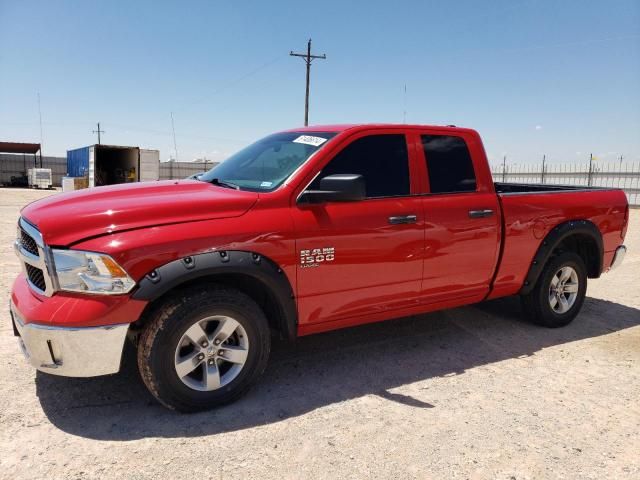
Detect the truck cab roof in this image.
<box><xmin>283</xmin><ymin>123</ymin><xmax>479</xmax><ymax>135</ymax></box>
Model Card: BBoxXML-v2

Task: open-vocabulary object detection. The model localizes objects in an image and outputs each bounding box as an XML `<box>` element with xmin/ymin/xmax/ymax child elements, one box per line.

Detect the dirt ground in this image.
<box><xmin>0</xmin><ymin>187</ymin><xmax>638</xmax><ymax>480</ymax></box>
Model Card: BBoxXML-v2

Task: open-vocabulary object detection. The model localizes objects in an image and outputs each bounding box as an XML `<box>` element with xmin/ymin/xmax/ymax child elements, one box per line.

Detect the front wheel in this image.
<box><xmin>137</xmin><ymin>285</ymin><xmax>271</xmax><ymax>412</ymax></box>
<box><xmin>521</xmin><ymin>251</ymin><xmax>588</xmax><ymax>328</ymax></box>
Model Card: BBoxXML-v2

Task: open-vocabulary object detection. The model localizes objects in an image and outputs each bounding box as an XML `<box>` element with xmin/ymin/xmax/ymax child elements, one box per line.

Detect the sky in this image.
<box><xmin>1</xmin><ymin>0</ymin><xmax>639</xmax><ymax>165</ymax></box>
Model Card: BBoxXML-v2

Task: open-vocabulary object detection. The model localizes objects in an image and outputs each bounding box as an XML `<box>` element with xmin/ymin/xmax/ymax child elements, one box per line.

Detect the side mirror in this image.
<box><xmin>299</xmin><ymin>174</ymin><xmax>366</xmax><ymax>204</ymax></box>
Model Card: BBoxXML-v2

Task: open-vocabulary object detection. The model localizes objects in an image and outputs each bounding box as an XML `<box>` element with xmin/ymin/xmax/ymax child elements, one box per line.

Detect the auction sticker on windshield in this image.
<box><xmin>293</xmin><ymin>135</ymin><xmax>328</xmax><ymax>147</ymax></box>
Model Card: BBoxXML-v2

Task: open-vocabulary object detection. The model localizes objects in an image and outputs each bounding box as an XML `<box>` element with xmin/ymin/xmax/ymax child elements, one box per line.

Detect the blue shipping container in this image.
<box><xmin>67</xmin><ymin>146</ymin><xmax>90</xmax><ymax>177</ymax></box>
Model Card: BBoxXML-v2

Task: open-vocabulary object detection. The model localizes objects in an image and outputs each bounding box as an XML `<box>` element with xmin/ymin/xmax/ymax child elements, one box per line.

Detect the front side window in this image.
<box><xmin>421</xmin><ymin>135</ymin><xmax>477</xmax><ymax>194</ymax></box>
<box><xmin>311</xmin><ymin>134</ymin><xmax>410</xmax><ymax>198</ymax></box>
<box><xmin>199</xmin><ymin>132</ymin><xmax>336</xmax><ymax>191</ymax></box>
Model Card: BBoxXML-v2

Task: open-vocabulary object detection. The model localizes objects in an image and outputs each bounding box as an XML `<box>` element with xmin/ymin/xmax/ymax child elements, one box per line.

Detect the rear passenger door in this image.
<box><xmin>292</xmin><ymin>132</ymin><xmax>425</xmax><ymax>326</ymax></box>
<box><xmin>417</xmin><ymin>132</ymin><xmax>500</xmax><ymax>304</ymax></box>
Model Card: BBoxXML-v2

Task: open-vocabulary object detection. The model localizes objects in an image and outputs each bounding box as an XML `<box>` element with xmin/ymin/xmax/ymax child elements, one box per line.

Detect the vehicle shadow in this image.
<box><xmin>36</xmin><ymin>296</ymin><xmax>640</xmax><ymax>440</ymax></box>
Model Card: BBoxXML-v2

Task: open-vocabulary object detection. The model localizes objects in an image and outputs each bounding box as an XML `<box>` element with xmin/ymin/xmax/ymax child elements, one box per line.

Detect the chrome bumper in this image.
<box><xmin>10</xmin><ymin>302</ymin><xmax>129</xmax><ymax>377</ymax></box>
<box><xmin>610</xmin><ymin>245</ymin><xmax>627</xmax><ymax>270</ymax></box>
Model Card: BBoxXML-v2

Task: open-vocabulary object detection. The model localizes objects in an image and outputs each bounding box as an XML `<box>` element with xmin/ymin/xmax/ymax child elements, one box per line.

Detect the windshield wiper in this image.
<box><xmin>208</xmin><ymin>178</ymin><xmax>240</xmax><ymax>190</ymax></box>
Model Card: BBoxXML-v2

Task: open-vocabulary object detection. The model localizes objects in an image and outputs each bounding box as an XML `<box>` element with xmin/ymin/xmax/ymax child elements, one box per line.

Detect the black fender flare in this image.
<box><xmin>132</xmin><ymin>250</ymin><xmax>297</xmax><ymax>340</ymax></box>
<box><xmin>519</xmin><ymin>219</ymin><xmax>603</xmax><ymax>295</ymax></box>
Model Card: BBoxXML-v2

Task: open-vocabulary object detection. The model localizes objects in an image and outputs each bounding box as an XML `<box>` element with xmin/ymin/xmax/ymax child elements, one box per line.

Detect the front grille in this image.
<box><xmin>20</xmin><ymin>227</ymin><xmax>39</xmax><ymax>256</ymax></box>
<box><xmin>25</xmin><ymin>264</ymin><xmax>46</xmax><ymax>292</ymax></box>
<box><xmin>16</xmin><ymin>218</ymin><xmax>52</xmax><ymax>296</ymax></box>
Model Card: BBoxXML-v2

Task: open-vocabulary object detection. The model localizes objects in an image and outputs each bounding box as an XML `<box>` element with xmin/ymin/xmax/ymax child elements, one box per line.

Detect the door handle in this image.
<box><xmin>388</xmin><ymin>215</ymin><xmax>418</xmax><ymax>225</ymax></box>
<box><xmin>468</xmin><ymin>209</ymin><xmax>494</xmax><ymax>219</ymax></box>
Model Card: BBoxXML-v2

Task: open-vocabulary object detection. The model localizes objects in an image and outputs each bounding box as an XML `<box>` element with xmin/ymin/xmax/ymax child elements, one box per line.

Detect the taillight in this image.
<box><xmin>621</xmin><ymin>203</ymin><xmax>629</xmax><ymax>239</ymax></box>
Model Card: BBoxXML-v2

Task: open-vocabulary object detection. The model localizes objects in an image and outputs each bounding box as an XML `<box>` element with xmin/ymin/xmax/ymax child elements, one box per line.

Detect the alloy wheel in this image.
<box><xmin>174</xmin><ymin>315</ymin><xmax>249</xmax><ymax>391</ymax></box>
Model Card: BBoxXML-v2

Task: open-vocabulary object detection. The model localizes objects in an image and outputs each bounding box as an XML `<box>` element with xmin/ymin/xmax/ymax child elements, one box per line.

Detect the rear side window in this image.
<box><xmin>421</xmin><ymin>135</ymin><xmax>477</xmax><ymax>193</ymax></box>
<box><xmin>313</xmin><ymin>134</ymin><xmax>410</xmax><ymax>198</ymax></box>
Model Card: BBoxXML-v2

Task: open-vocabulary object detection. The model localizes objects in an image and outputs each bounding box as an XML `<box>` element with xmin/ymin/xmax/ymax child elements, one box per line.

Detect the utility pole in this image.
<box><xmin>290</xmin><ymin>39</ymin><xmax>326</xmax><ymax>126</ymax></box>
<box><xmin>541</xmin><ymin>154</ymin><xmax>546</xmax><ymax>184</ymax></box>
<box><xmin>37</xmin><ymin>93</ymin><xmax>44</xmax><ymax>163</ymax></box>
<box><xmin>93</xmin><ymin>122</ymin><xmax>105</xmax><ymax>144</ymax></box>
<box><xmin>588</xmin><ymin>153</ymin><xmax>594</xmax><ymax>186</ymax></box>
<box><xmin>170</xmin><ymin>112</ymin><xmax>179</xmax><ymax>161</ymax></box>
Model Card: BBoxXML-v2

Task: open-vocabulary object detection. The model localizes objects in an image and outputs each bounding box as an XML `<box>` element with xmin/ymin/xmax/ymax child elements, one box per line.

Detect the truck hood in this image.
<box><xmin>21</xmin><ymin>180</ymin><xmax>259</xmax><ymax>246</ymax></box>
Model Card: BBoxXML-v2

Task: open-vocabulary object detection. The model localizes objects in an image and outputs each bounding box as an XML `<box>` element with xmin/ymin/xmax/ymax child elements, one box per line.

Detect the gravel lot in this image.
<box><xmin>1</xmin><ymin>188</ymin><xmax>638</xmax><ymax>480</ymax></box>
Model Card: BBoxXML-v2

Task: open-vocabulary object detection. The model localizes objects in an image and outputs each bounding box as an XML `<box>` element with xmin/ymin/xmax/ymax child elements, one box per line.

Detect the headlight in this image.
<box><xmin>52</xmin><ymin>249</ymin><xmax>135</xmax><ymax>294</ymax></box>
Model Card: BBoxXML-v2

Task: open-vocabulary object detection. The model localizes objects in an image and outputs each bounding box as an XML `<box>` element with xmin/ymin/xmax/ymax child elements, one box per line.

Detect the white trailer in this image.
<box><xmin>139</xmin><ymin>149</ymin><xmax>161</xmax><ymax>182</ymax></box>
<box><xmin>27</xmin><ymin>168</ymin><xmax>53</xmax><ymax>189</ymax></box>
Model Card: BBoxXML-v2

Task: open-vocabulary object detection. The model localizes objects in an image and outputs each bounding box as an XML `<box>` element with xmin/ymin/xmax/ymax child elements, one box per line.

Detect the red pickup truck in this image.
<box><xmin>11</xmin><ymin>124</ymin><xmax>629</xmax><ymax>411</ymax></box>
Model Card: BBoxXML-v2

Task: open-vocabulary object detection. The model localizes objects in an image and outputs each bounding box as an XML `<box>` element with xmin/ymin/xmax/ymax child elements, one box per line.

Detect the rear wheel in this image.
<box><xmin>137</xmin><ymin>285</ymin><xmax>271</xmax><ymax>412</ymax></box>
<box><xmin>521</xmin><ymin>251</ymin><xmax>587</xmax><ymax>328</ymax></box>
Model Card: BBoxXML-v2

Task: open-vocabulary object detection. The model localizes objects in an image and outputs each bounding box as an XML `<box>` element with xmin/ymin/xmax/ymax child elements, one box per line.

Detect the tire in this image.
<box><xmin>137</xmin><ymin>285</ymin><xmax>271</xmax><ymax>412</ymax></box>
<box><xmin>521</xmin><ymin>251</ymin><xmax>588</xmax><ymax>328</ymax></box>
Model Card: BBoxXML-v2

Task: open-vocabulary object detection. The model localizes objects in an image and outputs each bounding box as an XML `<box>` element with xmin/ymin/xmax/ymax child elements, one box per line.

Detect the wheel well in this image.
<box><xmin>131</xmin><ymin>273</ymin><xmax>293</xmax><ymax>341</ymax></box>
<box><xmin>520</xmin><ymin>219</ymin><xmax>603</xmax><ymax>295</ymax></box>
<box><xmin>553</xmin><ymin>233</ymin><xmax>600</xmax><ymax>278</ymax></box>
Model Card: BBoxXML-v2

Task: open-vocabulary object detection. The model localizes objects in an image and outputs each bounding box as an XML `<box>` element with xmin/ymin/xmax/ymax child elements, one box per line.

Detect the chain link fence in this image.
<box><xmin>0</xmin><ymin>154</ymin><xmax>67</xmax><ymax>186</ymax></box>
<box><xmin>1</xmin><ymin>154</ymin><xmax>219</xmax><ymax>187</ymax></box>
<box><xmin>7</xmin><ymin>153</ymin><xmax>636</xmax><ymax>206</ymax></box>
<box><xmin>491</xmin><ymin>161</ymin><xmax>640</xmax><ymax>206</ymax></box>
<box><xmin>158</xmin><ymin>161</ymin><xmax>219</xmax><ymax>180</ymax></box>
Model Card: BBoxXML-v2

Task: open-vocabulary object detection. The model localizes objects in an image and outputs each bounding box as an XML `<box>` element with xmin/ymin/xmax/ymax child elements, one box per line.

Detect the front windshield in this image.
<box><xmin>199</xmin><ymin>131</ymin><xmax>337</xmax><ymax>191</ymax></box>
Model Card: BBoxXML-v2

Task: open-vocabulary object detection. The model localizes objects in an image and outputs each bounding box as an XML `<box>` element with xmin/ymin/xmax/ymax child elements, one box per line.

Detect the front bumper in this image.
<box><xmin>10</xmin><ymin>301</ymin><xmax>129</xmax><ymax>377</ymax></box>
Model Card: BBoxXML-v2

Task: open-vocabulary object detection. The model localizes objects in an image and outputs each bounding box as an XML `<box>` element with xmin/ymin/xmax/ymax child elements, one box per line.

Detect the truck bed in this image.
<box><xmin>489</xmin><ymin>184</ymin><xmax>628</xmax><ymax>300</ymax></box>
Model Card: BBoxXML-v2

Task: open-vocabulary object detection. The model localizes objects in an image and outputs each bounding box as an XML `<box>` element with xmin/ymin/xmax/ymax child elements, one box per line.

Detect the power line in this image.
<box><xmin>465</xmin><ymin>33</ymin><xmax>640</xmax><ymax>59</ymax></box>
<box><xmin>106</xmin><ymin>122</ymin><xmax>248</xmax><ymax>143</ymax></box>
<box><xmin>93</xmin><ymin>122</ymin><xmax>105</xmax><ymax>144</ymax></box>
<box><xmin>290</xmin><ymin>39</ymin><xmax>326</xmax><ymax>126</ymax></box>
<box><xmin>175</xmin><ymin>55</ymin><xmax>284</xmax><ymax>113</ymax></box>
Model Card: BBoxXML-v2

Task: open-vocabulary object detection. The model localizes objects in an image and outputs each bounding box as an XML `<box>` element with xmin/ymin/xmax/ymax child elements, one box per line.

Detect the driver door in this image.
<box><xmin>291</xmin><ymin>132</ymin><xmax>425</xmax><ymax>327</ymax></box>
